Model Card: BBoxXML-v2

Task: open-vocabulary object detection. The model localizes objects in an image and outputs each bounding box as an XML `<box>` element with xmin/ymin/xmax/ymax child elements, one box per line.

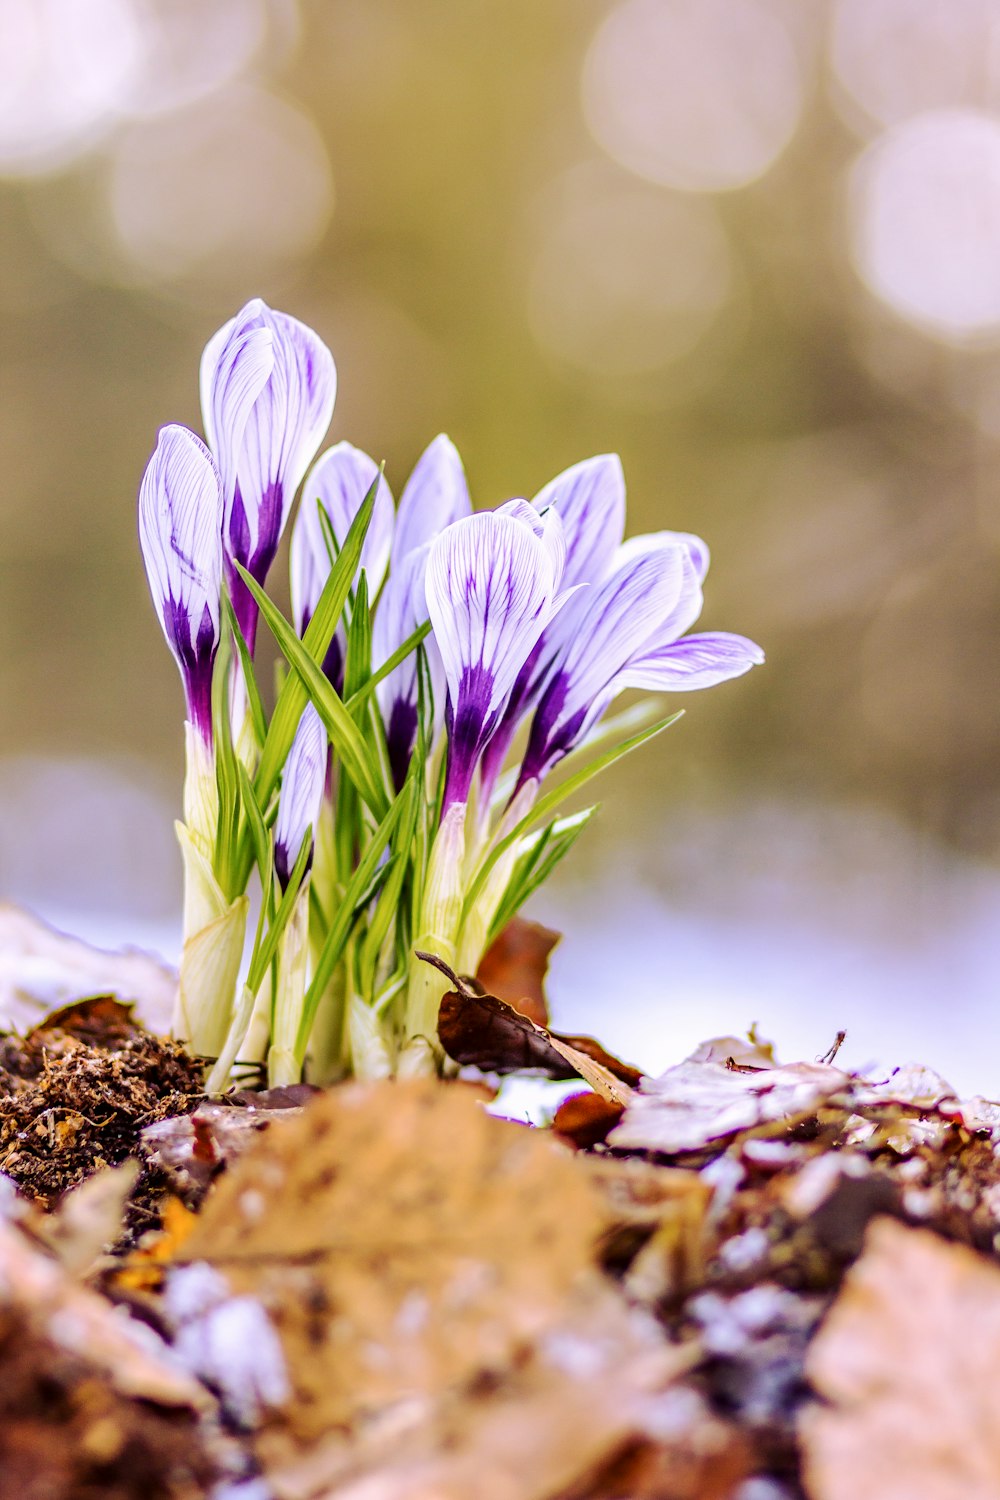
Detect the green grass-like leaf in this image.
<box><xmin>239</xmin><ymin>564</ymin><xmax>388</xmax><ymax>820</ymax></box>
<box><xmin>461</xmin><ymin>710</ymin><xmax>683</xmax><ymax>925</ymax></box>
<box><xmin>295</xmin><ymin>776</ymin><xmax>417</xmax><ymax>1060</ymax></box>
<box><xmin>252</xmin><ymin>470</ymin><xmax>381</xmax><ymax>809</ymax></box>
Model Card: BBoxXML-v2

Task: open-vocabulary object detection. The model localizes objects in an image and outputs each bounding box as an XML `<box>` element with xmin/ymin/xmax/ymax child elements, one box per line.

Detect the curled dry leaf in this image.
<box><xmin>174</xmin><ymin>1079</ymin><xmax>744</xmax><ymax>1496</ymax></box>
<box><xmin>608</xmin><ymin>1059</ymin><xmax>853</xmax><ymax>1157</ymax></box>
<box><xmin>429</xmin><ymin>953</ymin><xmax>641</xmax><ymax>1097</ymax></box>
<box><xmin>36</xmin><ymin>1159</ymin><xmax>140</xmax><ymax>1277</ymax></box>
<box><xmin>802</xmin><ymin>1217</ymin><xmax>1000</xmax><ymax>1500</ymax></box>
<box><xmin>475</xmin><ymin>916</ymin><xmax>561</xmax><ymax>1027</ymax></box>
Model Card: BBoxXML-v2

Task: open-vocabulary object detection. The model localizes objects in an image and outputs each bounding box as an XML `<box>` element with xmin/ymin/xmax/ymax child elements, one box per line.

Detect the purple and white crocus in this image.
<box><xmin>273</xmin><ymin>703</ymin><xmax>328</xmax><ymax>890</ymax></box>
<box><xmin>201</xmin><ymin>298</ymin><xmax>337</xmax><ymax>654</ymax></box>
<box><xmin>517</xmin><ymin>539</ymin><xmax>764</xmax><ymax>792</ymax></box>
<box><xmin>138</xmin><ymin>424</ymin><xmax>225</xmax><ymax>745</ymax></box>
<box><xmin>372</xmin><ymin>435</ymin><xmax>471</xmax><ymax>790</ymax></box>
<box><xmin>477</xmin><ymin>452</ymin><xmax>626</xmax><ymax>799</ymax></box>
<box><xmin>425</xmin><ymin>502</ymin><xmax>567</xmax><ymax>812</ymax></box>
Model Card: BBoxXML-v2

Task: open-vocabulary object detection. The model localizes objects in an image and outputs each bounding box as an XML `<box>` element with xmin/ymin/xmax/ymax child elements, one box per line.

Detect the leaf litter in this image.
<box><xmin>4</xmin><ymin>928</ymin><xmax>1000</xmax><ymax>1496</ymax></box>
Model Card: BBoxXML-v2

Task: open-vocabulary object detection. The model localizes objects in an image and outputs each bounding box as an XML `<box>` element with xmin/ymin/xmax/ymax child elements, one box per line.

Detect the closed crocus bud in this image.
<box><xmin>273</xmin><ymin>703</ymin><xmax>328</xmax><ymax>890</ymax></box>
<box><xmin>478</xmin><ymin>453</ymin><xmax>626</xmax><ymax>800</ymax></box>
<box><xmin>138</xmin><ymin>424</ymin><xmax>224</xmax><ymax>746</ymax></box>
<box><xmin>425</xmin><ymin>504</ymin><xmax>567</xmax><ymax>813</ymax></box>
<box><xmin>201</xmin><ymin>298</ymin><xmax>337</xmax><ymax>653</ymax></box>
<box><xmin>371</xmin><ymin>435</ymin><xmax>472</xmax><ymax>792</ymax></box>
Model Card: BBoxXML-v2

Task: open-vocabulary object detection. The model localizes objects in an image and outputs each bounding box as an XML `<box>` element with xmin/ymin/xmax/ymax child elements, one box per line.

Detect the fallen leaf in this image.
<box><xmin>429</xmin><ymin>953</ymin><xmax>641</xmax><ymax>1091</ymax></box>
<box><xmin>37</xmin><ymin>1160</ymin><xmax>140</xmax><ymax>1276</ymax></box>
<box><xmin>0</xmin><ymin>1215</ymin><xmax>208</xmax><ymax>1409</ymax></box>
<box><xmin>553</xmin><ymin>1091</ymin><xmax>624</xmax><ymax>1148</ymax></box>
<box><xmin>802</xmin><ymin>1218</ymin><xmax>1000</xmax><ymax>1500</ymax></box>
<box><xmin>475</xmin><ymin>917</ymin><xmax>561</xmax><ymax>1026</ymax></box>
<box><xmin>609</xmin><ymin>1059</ymin><xmax>853</xmax><ymax>1156</ymax></box>
<box><xmin>175</xmin><ymin>1079</ymin><xmax>733</xmax><ymax>1494</ymax></box>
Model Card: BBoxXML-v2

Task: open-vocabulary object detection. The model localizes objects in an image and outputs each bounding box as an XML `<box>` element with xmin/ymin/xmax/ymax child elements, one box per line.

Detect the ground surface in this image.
<box><xmin>1</xmin><ymin>919</ymin><xmax>999</xmax><ymax>1500</ymax></box>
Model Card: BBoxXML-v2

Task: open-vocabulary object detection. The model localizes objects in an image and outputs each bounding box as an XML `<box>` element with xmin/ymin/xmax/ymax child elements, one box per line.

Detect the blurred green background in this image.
<box><xmin>3</xmin><ymin>0</ymin><xmax>1000</xmax><ymax>1081</ymax></box>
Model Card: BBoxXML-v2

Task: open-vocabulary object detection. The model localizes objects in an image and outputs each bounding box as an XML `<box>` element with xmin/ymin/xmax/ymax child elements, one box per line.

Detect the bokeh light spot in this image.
<box><xmin>830</xmin><ymin>0</ymin><xmax>1000</xmax><ymax>133</ymax></box>
<box><xmin>0</xmin><ymin>0</ymin><xmax>141</xmax><ymax>176</ymax></box>
<box><xmin>583</xmin><ymin>0</ymin><xmax>803</xmax><ymax>193</ymax></box>
<box><xmin>109</xmin><ymin>85</ymin><xmax>332</xmax><ymax>284</ymax></box>
<box><xmin>849</xmin><ymin>108</ymin><xmax>1000</xmax><ymax>343</ymax></box>
<box><xmin>528</xmin><ymin>161</ymin><xmax>731</xmax><ymax>380</ymax></box>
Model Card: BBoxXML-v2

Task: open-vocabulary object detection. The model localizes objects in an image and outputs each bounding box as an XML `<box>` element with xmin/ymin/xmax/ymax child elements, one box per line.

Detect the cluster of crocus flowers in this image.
<box><xmin>138</xmin><ymin>300</ymin><xmax>763</xmax><ymax>1087</ymax></box>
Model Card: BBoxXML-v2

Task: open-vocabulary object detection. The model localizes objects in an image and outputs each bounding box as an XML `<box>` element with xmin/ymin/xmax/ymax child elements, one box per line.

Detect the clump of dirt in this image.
<box><xmin>0</xmin><ymin>1301</ymin><xmax>216</xmax><ymax>1500</ymax></box>
<box><xmin>0</xmin><ymin>998</ymin><xmax>204</xmax><ymax>1227</ymax></box>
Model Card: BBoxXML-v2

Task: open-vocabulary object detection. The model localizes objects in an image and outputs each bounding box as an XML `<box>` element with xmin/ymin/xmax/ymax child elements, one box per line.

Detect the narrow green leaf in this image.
<box><xmin>356</xmin><ymin>766</ymin><xmax>420</xmax><ymax>1000</ymax></box>
<box><xmin>487</xmin><ymin>806</ymin><xmax>598</xmax><ymax>942</ymax></box>
<box><xmin>343</xmin><ymin>570</ymin><xmax>372</xmax><ymax>701</ymax></box>
<box><xmin>236</xmin><ymin>760</ymin><xmax>270</xmax><ymax>884</ymax></box>
<box><xmin>223</xmin><ymin>592</ymin><xmax>267</xmax><ymax>749</ymax></box>
<box><xmin>295</xmin><ymin>778</ymin><xmax>415</xmax><ymax>1057</ymax></box>
<box><xmin>344</xmin><ymin>620</ymin><xmax>431</xmax><ymax>712</ymax></box>
<box><xmin>254</xmin><ymin>471</ymin><xmax>380</xmax><ymax>807</ymax></box>
<box><xmin>246</xmin><ymin>828</ymin><xmax>312</xmax><ymax>995</ymax></box>
<box><xmin>239</xmin><ymin>564</ymin><xmax>388</xmax><ymax>819</ymax></box>
<box><xmin>462</xmin><ymin>710</ymin><xmax>683</xmax><ymax>923</ymax></box>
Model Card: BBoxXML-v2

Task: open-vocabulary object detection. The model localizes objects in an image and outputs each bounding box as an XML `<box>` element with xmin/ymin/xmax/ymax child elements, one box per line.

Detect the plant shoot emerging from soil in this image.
<box><xmin>137</xmin><ymin>297</ymin><xmax>764</xmax><ymax>1088</ymax></box>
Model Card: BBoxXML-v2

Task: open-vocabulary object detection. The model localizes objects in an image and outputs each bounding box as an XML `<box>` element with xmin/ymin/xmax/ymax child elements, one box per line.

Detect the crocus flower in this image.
<box><xmin>518</xmin><ymin>541</ymin><xmax>763</xmax><ymax>789</ymax></box>
<box><xmin>371</xmin><ymin>435</ymin><xmax>471</xmax><ymax>790</ymax></box>
<box><xmin>274</xmin><ymin>703</ymin><xmax>328</xmax><ymax>889</ymax></box>
<box><xmin>201</xmin><ymin>298</ymin><xmax>336</xmax><ymax>653</ymax></box>
<box><xmin>138</xmin><ymin>424</ymin><xmax>225</xmax><ymax>745</ymax></box>
<box><xmin>290</xmin><ymin>442</ymin><xmax>394</xmax><ymax>691</ymax></box>
<box><xmin>425</xmin><ymin>504</ymin><xmax>567</xmax><ymax>811</ymax></box>
<box><xmin>478</xmin><ymin>453</ymin><xmax>626</xmax><ymax>797</ymax></box>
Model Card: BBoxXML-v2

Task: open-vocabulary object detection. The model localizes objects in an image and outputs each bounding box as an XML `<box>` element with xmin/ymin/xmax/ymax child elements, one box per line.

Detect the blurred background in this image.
<box><xmin>2</xmin><ymin>0</ymin><xmax>1000</xmax><ymax>1088</ymax></box>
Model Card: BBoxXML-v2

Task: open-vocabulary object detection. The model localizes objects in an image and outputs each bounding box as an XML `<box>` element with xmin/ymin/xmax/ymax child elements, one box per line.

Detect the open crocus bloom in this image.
<box><xmin>137</xmin><ymin>424</ymin><xmax>224</xmax><ymax>744</ymax></box>
<box><xmin>519</xmin><ymin>540</ymin><xmax>764</xmax><ymax>790</ymax></box>
<box><xmin>201</xmin><ymin>298</ymin><xmax>336</xmax><ymax>653</ymax></box>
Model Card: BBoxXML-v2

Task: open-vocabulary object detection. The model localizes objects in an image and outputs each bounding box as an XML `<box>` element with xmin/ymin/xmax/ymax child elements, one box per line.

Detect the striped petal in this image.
<box><xmin>426</xmin><ymin>508</ymin><xmax>565</xmax><ymax>808</ymax></box>
<box><xmin>622</xmin><ymin>632</ymin><xmax>764</xmax><ymax>692</ymax></box>
<box><xmin>274</xmin><ymin>703</ymin><xmax>328</xmax><ymax>888</ymax></box>
<box><xmin>520</xmin><ymin>543</ymin><xmax>686</xmax><ymax>784</ymax></box>
<box><xmin>392</xmin><ymin>434</ymin><xmax>471</xmax><ymax>566</ymax></box>
<box><xmin>138</xmin><ymin>424</ymin><xmax>224</xmax><ymax>742</ymax></box>
<box><xmin>201</xmin><ymin>299</ymin><xmax>336</xmax><ymax>648</ymax></box>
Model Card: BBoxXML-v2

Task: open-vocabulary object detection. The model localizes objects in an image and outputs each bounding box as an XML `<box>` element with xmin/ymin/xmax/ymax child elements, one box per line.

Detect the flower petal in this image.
<box><xmin>621</xmin><ymin>631</ymin><xmax>765</xmax><ymax>692</ymax></box>
<box><xmin>202</xmin><ymin>298</ymin><xmax>336</xmax><ymax>572</ymax></box>
<box><xmin>274</xmin><ymin>703</ymin><xmax>328</xmax><ymax>888</ymax></box>
<box><xmin>392</xmin><ymin>434</ymin><xmax>471</xmax><ymax>565</ymax></box>
<box><xmin>615</xmin><ymin>528</ymin><xmax>710</xmax><ymax>582</ymax></box>
<box><xmin>138</xmin><ymin>424</ymin><xmax>224</xmax><ymax>739</ymax></box>
<box><xmin>533</xmin><ymin>453</ymin><xmax>626</xmax><ymax>591</ymax></box>
<box><xmin>291</xmin><ymin>442</ymin><xmax>395</xmax><ymax>634</ymax></box>
<box><xmin>520</xmin><ymin>544</ymin><xmax>686</xmax><ymax>782</ymax></box>
<box><xmin>426</xmin><ymin>509</ymin><xmax>563</xmax><ymax>805</ymax></box>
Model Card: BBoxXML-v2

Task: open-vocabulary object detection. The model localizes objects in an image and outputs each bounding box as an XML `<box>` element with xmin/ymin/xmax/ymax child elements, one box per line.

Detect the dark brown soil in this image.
<box><xmin>0</xmin><ymin>1302</ymin><xmax>217</xmax><ymax>1500</ymax></box>
<box><xmin>0</xmin><ymin>997</ymin><xmax>205</xmax><ymax>1233</ymax></box>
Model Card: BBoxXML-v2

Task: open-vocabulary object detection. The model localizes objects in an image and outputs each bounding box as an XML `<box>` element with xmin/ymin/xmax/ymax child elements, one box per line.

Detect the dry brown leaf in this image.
<box><xmin>802</xmin><ymin>1217</ymin><xmax>1000</xmax><ymax>1500</ymax></box>
<box><xmin>475</xmin><ymin>916</ymin><xmax>560</xmax><ymax>1027</ymax></box>
<box><xmin>609</xmin><ymin>1058</ymin><xmax>853</xmax><ymax>1156</ymax></box>
<box><xmin>36</xmin><ymin>1160</ymin><xmax>140</xmax><ymax>1276</ymax></box>
<box><xmin>0</xmin><ymin>1215</ymin><xmax>208</xmax><ymax>1410</ymax></box>
<box><xmin>430</xmin><ymin>952</ymin><xmax>641</xmax><ymax>1093</ymax></box>
<box><xmin>176</xmin><ymin>1079</ymin><xmax>729</xmax><ymax>1495</ymax></box>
